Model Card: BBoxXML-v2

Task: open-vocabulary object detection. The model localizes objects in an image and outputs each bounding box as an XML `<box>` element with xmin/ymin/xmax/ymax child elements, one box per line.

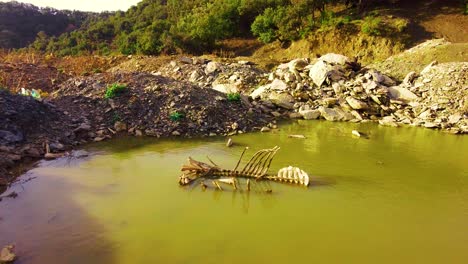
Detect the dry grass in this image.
<box><xmin>0</xmin><ymin>50</ymin><xmax>127</xmax><ymax>92</ymax></box>
<box><xmin>0</xmin><ymin>50</ymin><xmax>126</xmax><ymax>76</ymax></box>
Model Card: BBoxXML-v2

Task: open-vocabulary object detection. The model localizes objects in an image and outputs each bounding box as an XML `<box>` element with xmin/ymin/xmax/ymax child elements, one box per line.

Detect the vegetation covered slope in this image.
<box><xmin>0</xmin><ymin>1</ymin><xmax>108</xmax><ymax>49</ymax></box>
<box><xmin>30</xmin><ymin>0</ymin><xmax>453</xmax><ymax>56</ymax></box>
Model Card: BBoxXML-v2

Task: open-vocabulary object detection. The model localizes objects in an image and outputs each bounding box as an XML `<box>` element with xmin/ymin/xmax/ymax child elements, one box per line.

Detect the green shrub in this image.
<box><xmin>361</xmin><ymin>16</ymin><xmax>382</xmax><ymax>36</ymax></box>
<box><xmin>251</xmin><ymin>6</ymin><xmax>303</xmax><ymax>43</ymax></box>
<box><xmin>251</xmin><ymin>7</ymin><xmax>278</xmax><ymax>43</ymax></box>
<box><xmin>392</xmin><ymin>18</ymin><xmax>408</xmax><ymax>33</ymax></box>
<box><xmin>105</xmin><ymin>83</ymin><xmax>127</xmax><ymax>99</ymax></box>
<box><xmin>170</xmin><ymin>111</ymin><xmax>184</xmax><ymax>121</ymax></box>
<box><xmin>227</xmin><ymin>92</ymin><xmax>241</xmax><ymax>102</ymax></box>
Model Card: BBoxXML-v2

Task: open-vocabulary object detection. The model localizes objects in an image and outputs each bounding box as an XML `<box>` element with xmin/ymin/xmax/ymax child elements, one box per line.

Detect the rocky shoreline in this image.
<box><xmin>1</xmin><ymin>40</ymin><xmax>467</xmax><ymax>190</ymax></box>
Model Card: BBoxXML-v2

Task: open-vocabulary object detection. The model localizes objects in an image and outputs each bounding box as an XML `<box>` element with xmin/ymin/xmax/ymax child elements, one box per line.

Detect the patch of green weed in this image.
<box><xmin>105</xmin><ymin>83</ymin><xmax>127</xmax><ymax>99</ymax></box>
<box><xmin>170</xmin><ymin>111</ymin><xmax>184</xmax><ymax>121</ymax></box>
<box><xmin>227</xmin><ymin>92</ymin><xmax>241</xmax><ymax>102</ymax></box>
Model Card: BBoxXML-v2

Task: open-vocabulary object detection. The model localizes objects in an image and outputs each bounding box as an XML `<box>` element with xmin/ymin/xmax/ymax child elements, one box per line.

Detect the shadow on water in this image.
<box><xmin>0</xmin><ymin>168</ymin><xmax>118</xmax><ymax>264</ymax></box>
<box><xmin>86</xmin><ymin>134</ymin><xmax>222</xmax><ymax>156</ymax></box>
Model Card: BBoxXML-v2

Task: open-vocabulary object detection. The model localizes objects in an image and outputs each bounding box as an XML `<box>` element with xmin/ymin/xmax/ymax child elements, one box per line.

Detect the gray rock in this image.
<box><xmin>346</xmin><ymin>97</ymin><xmax>368</xmax><ymax>110</ymax></box>
<box><xmin>270</xmin><ymin>79</ymin><xmax>288</xmax><ymax>91</ymax></box>
<box><xmin>49</xmin><ymin>142</ymin><xmax>65</xmax><ymax>151</ymax></box>
<box><xmin>189</xmin><ymin>70</ymin><xmax>203</xmax><ymax>82</ymax></box>
<box><xmin>379</xmin><ymin>116</ymin><xmax>399</xmax><ymax>127</ymax></box>
<box><xmin>74</xmin><ymin>123</ymin><xmax>91</xmax><ymax>133</ymax></box>
<box><xmin>352</xmin><ymin>130</ymin><xmax>361</xmax><ymax>137</ymax></box>
<box><xmin>388</xmin><ymin>86</ymin><xmax>419</xmax><ymax>102</ymax></box>
<box><xmin>448</xmin><ymin>114</ymin><xmax>462</xmax><ymax>124</ymax></box>
<box><xmin>0</xmin><ymin>245</ymin><xmax>16</xmax><ymax>263</ymax></box>
<box><xmin>205</xmin><ymin>61</ymin><xmax>221</xmax><ymax>74</ymax></box>
<box><xmin>403</xmin><ymin>71</ymin><xmax>418</xmax><ymax>85</ymax></box>
<box><xmin>424</xmin><ymin>122</ymin><xmax>439</xmax><ymax>128</ymax></box>
<box><xmin>268</xmin><ymin>92</ymin><xmax>294</xmax><ymax>110</ymax></box>
<box><xmin>322</xmin><ymin>98</ymin><xmax>338</xmax><ymax>107</ymax></box>
<box><xmin>309</xmin><ymin>60</ymin><xmax>333</xmax><ymax>87</ymax></box>
<box><xmin>179</xmin><ymin>57</ymin><xmax>193</xmax><ymax>64</ymax></box>
<box><xmin>289</xmin><ymin>112</ymin><xmax>303</xmax><ymax>119</ymax></box>
<box><xmin>300</xmin><ymin>109</ymin><xmax>321</xmax><ymax>120</ymax></box>
<box><xmin>319</xmin><ymin>53</ymin><xmax>351</xmax><ymax>65</ymax></box>
<box><xmin>288</xmin><ymin>59</ymin><xmax>309</xmax><ymax>71</ymax></box>
<box><xmin>0</xmin><ymin>130</ymin><xmax>24</xmax><ymax>144</ymax></box>
<box><xmin>420</xmin><ymin>61</ymin><xmax>438</xmax><ymax>75</ymax></box>
<box><xmin>260</xmin><ymin>127</ymin><xmax>271</xmax><ymax>132</ymax></box>
<box><xmin>250</xmin><ymin>85</ymin><xmax>268</xmax><ymax>100</ymax></box>
<box><xmin>114</xmin><ymin>121</ymin><xmax>127</xmax><ymax>132</ymax></box>
<box><xmin>212</xmin><ymin>83</ymin><xmax>238</xmax><ymax>94</ymax></box>
<box><xmin>319</xmin><ymin>107</ymin><xmax>342</xmax><ymax>121</ymax></box>
<box><xmin>370</xmin><ymin>70</ymin><xmax>396</xmax><ymax>86</ymax></box>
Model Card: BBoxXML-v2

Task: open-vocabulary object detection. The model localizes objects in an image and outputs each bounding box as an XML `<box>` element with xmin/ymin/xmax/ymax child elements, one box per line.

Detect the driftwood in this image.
<box><xmin>179</xmin><ymin>146</ymin><xmax>309</xmax><ymax>190</ymax></box>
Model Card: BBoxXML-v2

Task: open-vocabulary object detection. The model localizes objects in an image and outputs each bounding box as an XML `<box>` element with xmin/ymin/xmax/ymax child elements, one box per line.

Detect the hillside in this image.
<box><xmin>0</xmin><ymin>1</ymin><xmax>107</xmax><ymax>49</ymax></box>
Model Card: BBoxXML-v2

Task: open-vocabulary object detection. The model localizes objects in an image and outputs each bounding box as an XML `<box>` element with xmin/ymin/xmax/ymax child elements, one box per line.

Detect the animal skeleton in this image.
<box><xmin>179</xmin><ymin>146</ymin><xmax>309</xmax><ymax>191</ymax></box>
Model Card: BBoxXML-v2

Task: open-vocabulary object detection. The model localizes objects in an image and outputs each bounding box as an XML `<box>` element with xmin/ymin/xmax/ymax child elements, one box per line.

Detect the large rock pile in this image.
<box><xmin>0</xmin><ymin>89</ymin><xmax>78</xmax><ymax>182</ymax></box>
<box><xmin>156</xmin><ymin>57</ymin><xmax>267</xmax><ymax>94</ymax></box>
<box><xmin>54</xmin><ymin>72</ymin><xmax>273</xmax><ymax>141</ymax></box>
<box><xmin>249</xmin><ymin>53</ymin><xmax>467</xmax><ymax>134</ymax></box>
<box><xmin>400</xmin><ymin>62</ymin><xmax>468</xmax><ymax>133</ymax></box>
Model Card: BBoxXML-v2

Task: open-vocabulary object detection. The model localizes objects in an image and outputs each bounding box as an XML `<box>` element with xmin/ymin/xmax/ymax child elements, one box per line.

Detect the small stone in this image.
<box><xmin>94</xmin><ymin>137</ymin><xmax>105</xmax><ymax>142</ymax></box>
<box><xmin>74</xmin><ymin>123</ymin><xmax>91</xmax><ymax>133</ymax></box>
<box><xmin>260</xmin><ymin>127</ymin><xmax>271</xmax><ymax>132</ymax></box>
<box><xmin>49</xmin><ymin>143</ymin><xmax>65</xmax><ymax>151</ymax></box>
<box><xmin>424</xmin><ymin>122</ymin><xmax>439</xmax><ymax>129</ymax></box>
<box><xmin>448</xmin><ymin>114</ymin><xmax>461</xmax><ymax>124</ymax></box>
<box><xmin>322</xmin><ymin>97</ymin><xmax>338</xmax><ymax>107</ymax></box>
<box><xmin>172</xmin><ymin>131</ymin><xmax>181</xmax><ymax>136</ymax></box>
<box><xmin>271</xmin><ymin>111</ymin><xmax>282</xmax><ymax>117</ymax></box>
<box><xmin>346</xmin><ymin>97</ymin><xmax>368</xmax><ymax>110</ymax></box>
<box><xmin>0</xmin><ymin>245</ymin><xmax>16</xmax><ymax>263</ymax></box>
<box><xmin>231</xmin><ymin>122</ymin><xmax>239</xmax><ymax>130</ymax></box>
<box><xmin>388</xmin><ymin>86</ymin><xmax>419</xmax><ymax>102</ymax></box>
<box><xmin>114</xmin><ymin>121</ymin><xmax>127</xmax><ymax>132</ymax></box>
<box><xmin>135</xmin><ymin>130</ymin><xmax>143</xmax><ymax>137</ymax></box>
<box><xmin>420</xmin><ymin>61</ymin><xmax>438</xmax><ymax>75</ymax></box>
<box><xmin>289</xmin><ymin>112</ymin><xmax>303</xmax><ymax>119</ymax></box>
<box><xmin>403</xmin><ymin>71</ymin><xmax>418</xmax><ymax>85</ymax></box>
<box><xmin>288</xmin><ymin>134</ymin><xmax>307</xmax><ymax>139</ymax></box>
<box><xmin>205</xmin><ymin>61</ymin><xmax>221</xmax><ymax>74</ymax></box>
<box><xmin>379</xmin><ymin>116</ymin><xmax>399</xmax><ymax>127</ymax></box>
<box><xmin>179</xmin><ymin>57</ymin><xmax>193</xmax><ymax>64</ymax></box>
<box><xmin>352</xmin><ymin>130</ymin><xmax>361</xmax><ymax>137</ymax></box>
<box><xmin>319</xmin><ymin>107</ymin><xmax>343</xmax><ymax>121</ymax></box>
<box><xmin>300</xmin><ymin>109</ymin><xmax>321</xmax><ymax>120</ymax></box>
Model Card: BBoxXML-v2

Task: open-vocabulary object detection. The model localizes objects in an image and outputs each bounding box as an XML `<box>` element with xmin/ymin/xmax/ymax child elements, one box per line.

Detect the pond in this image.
<box><xmin>1</xmin><ymin>120</ymin><xmax>467</xmax><ymax>263</ymax></box>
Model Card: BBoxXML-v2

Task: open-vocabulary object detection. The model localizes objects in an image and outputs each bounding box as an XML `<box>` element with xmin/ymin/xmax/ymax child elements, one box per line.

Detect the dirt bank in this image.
<box><xmin>0</xmin><ymin>71</ymin><xmax>276</xmax><ymax>189</ymax></box>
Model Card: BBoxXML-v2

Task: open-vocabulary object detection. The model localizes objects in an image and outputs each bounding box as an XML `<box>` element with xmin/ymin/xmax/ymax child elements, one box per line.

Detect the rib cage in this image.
<box><xmin>179</xmin><ymin>146</ymin><xmax>310</xmax><ymax>187</ymax></box>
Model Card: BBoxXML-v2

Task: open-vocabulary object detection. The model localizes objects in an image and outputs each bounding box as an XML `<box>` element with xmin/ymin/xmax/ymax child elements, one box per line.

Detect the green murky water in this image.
<box><xmin>1</xmin><ymin>120</ymin><xmax>467</xmax><ymax>264</ymax></box>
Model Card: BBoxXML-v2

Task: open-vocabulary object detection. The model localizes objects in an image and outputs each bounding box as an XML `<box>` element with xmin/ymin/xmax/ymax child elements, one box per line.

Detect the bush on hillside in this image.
<box><xmin>361</xmin><ymin>16</ymin><xmax>382</xmax><ymax>36</ymax></box>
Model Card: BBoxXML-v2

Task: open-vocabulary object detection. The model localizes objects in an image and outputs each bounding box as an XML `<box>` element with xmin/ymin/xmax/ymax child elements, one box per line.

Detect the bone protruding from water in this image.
<box><xmin>277</xmin><ymin>166</ymin><xmax>310</xmax><ymax>186</ymax></box>
<box><xmin>218</xmin><ymin>178</ymin><xmax>238</xmax><ymax>190</ymax></box>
